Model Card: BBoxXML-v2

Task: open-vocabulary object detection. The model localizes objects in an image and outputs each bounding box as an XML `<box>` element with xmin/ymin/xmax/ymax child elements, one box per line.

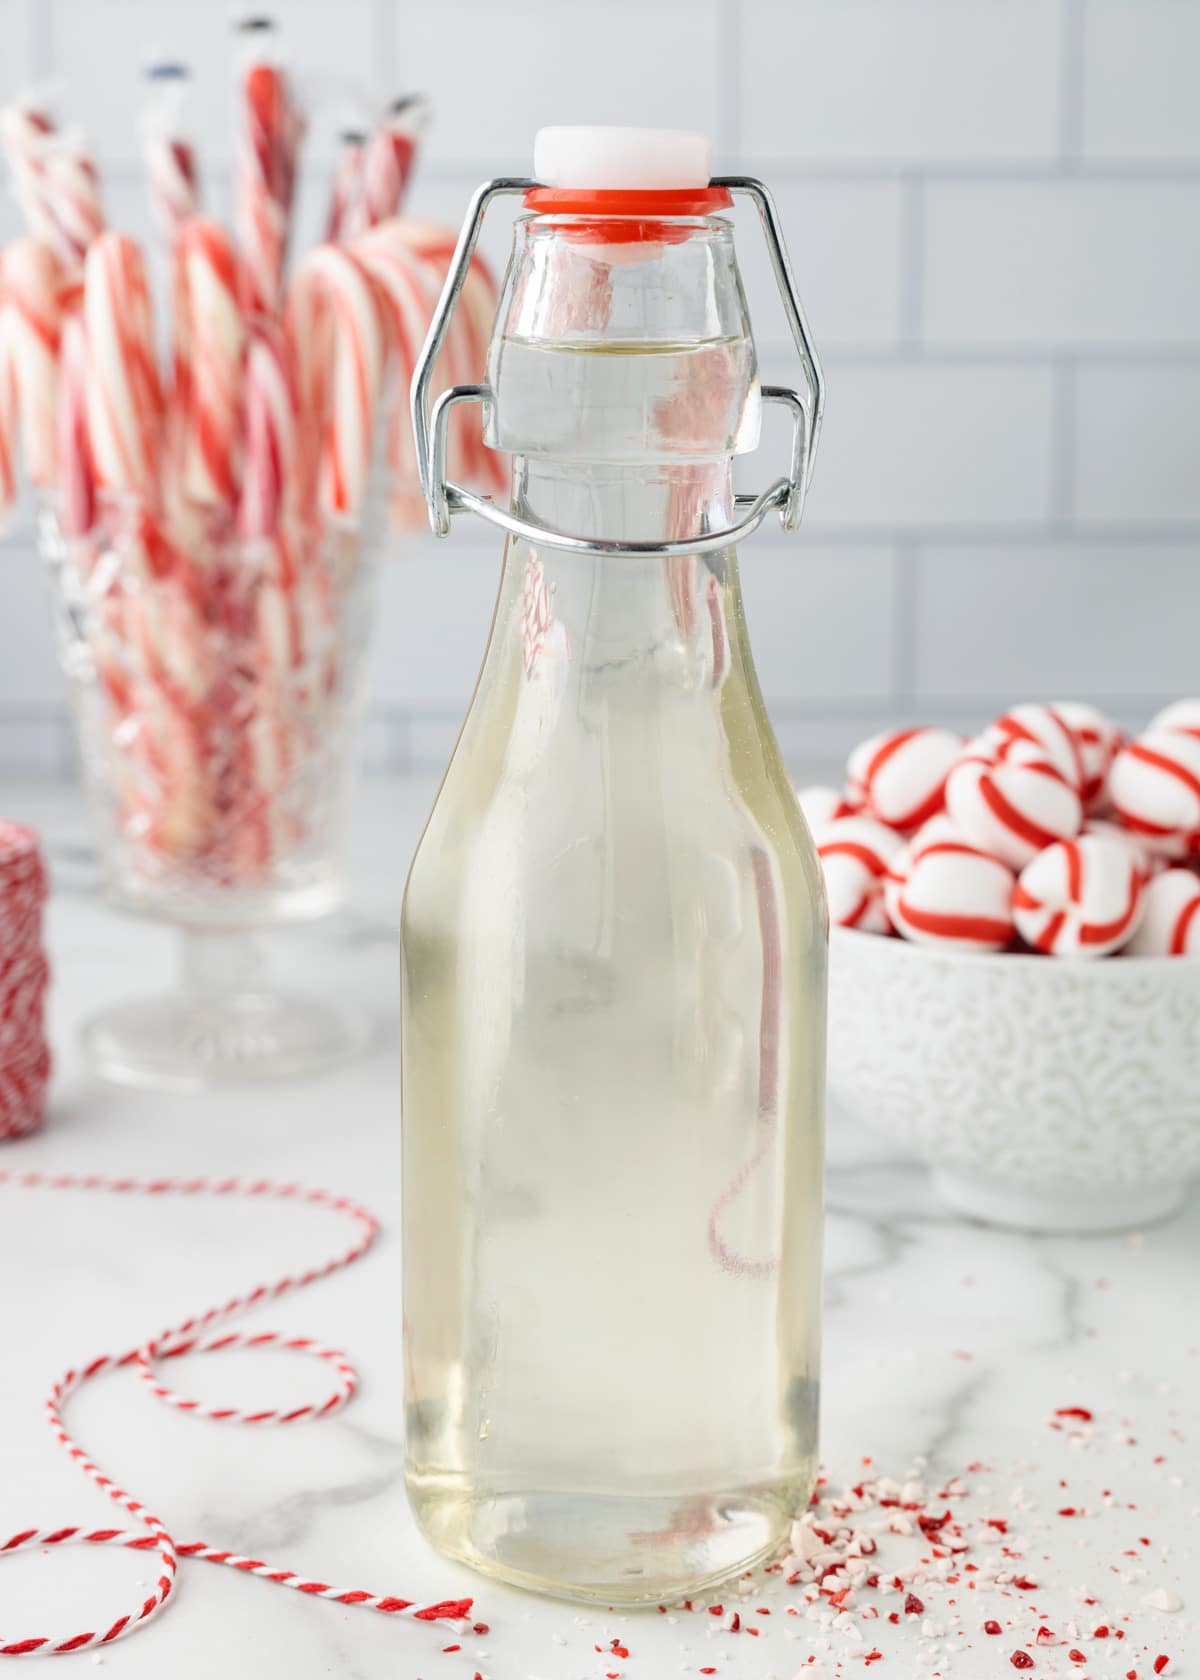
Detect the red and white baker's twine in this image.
<box><xmin>0</xmin><ymin>1172</ymin><xmax>473</xmax><ymax>1656</ymax></box>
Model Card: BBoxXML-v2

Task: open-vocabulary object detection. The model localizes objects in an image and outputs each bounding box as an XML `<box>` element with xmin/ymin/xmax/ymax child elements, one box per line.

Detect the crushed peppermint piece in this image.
<box><xmin>1142</xmin><ymin>1589</ymin><xmax>1183</xmax><ymax>1613</ymax></box>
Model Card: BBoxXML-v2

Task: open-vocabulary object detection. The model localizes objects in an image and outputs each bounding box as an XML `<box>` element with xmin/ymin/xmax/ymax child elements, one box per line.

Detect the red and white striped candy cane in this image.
<box><xmin>0</xmin><ymin>307</ymin><xmax>16</xmax><ymax>516</ymax></box>
<box><xmin>0</xmin><ymin>1172</ymin><xmax>474</xmax><ymax>1656</ymax></box>
<box><xmin>82</xmin><ymin>233</ymin><xmax>162</xmax><ymax>499</ymax></box>
<box><xmin>179</xmin><ymin>217</ymin><xmax>245</xmax><ymax>512</ymax></box>
<box><xmin>0</xmin><ymin>102</ymin><xmax>60</xmax><ymax>252</ymax></box>
<box><xmin>233</xmin><ymin>37</ymin><xmax>302</xmax><ymax>317</ymax></box>
<box><xmin>41</xmin><ymin>130</ymin><xmax>105</xmax><ymax>271</ymax></box>
<box><xmin>55</xmin><ymin>313</ymin><xmax>95</xmax><ymax>538</ymax></box>
<box><xmin>358</xmin><ymin>98</ymin><xmax>428</xmax><ymax>229</ymax></box>
<box><xmin>237</xmin><ymin>316</ymin><xmax>297</xmax><ymax>540</ymax></box>
<box><xmin>0</xmin><ymin>237</ymin><xmax>63</xmax><ymax>487</ymax></box>
<box><xmin>291</xmin><ymin>244</ymin><xmax>386</xmax><ymax>522</ymax></box>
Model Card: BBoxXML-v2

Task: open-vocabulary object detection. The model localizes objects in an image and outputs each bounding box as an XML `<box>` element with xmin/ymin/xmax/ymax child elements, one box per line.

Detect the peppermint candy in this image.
<box><xmin>816</xmin><ymin>817</ymin><xmax>905</xmax><ymax>933</ymax></box>
<box><xmin>1108</xmin><ymin>728</ymin><xmax>1200</xmax><ymax>853</ymax></box>
<box><xmin>886</xmin><ymin>831</ymin><xmax>1016</xmax><ymax>952</ymax></box>
<box><xmin>1054</xmin><ymin>701</ymin><xmax>1124</xmax><ymax>810</ymax></box>
<box><xmin>984</xmin><ymin>702</ymin><xmax>1084</xmax><ymax>794</ymax></box>
<box><xmin>946</xmin><ymin>737</ymin><xmax>1083</xmax><ymax>871</ymax></box>
<box><xmin>1013</xmin><ymin>834</ymin><xmax>1145</xmax><ymax>958</ymax></box>
<box><xmin>1124</xmin><ymin>869</ymin><xmax>1200</xmax><ymax>958</ymax></box>
<box><xmin>846</xmin><ymin>726</ymin><xmax>962</xmax><ymax>834</ymax></box>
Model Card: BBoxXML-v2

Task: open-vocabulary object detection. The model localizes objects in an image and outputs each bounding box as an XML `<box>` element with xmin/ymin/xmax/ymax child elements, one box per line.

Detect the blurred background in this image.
<box><xmin>1</xmin><ymin>0</ymin><xmax>1196</xmax><ymax>785</ymax></box>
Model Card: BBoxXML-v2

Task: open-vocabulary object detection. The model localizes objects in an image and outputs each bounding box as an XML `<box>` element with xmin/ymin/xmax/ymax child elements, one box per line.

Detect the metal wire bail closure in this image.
<box><xmin>410</xmin><ymin>176</ymin><xmax>825</xmax><ymax>557</ymax></box>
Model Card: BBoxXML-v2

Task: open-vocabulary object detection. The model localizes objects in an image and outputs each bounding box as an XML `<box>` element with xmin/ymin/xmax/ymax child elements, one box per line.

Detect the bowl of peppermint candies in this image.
<box><xmin>811</xmin><ymin>700</ymin><xmax>1200</xmax><ymax>1233</ymax></box>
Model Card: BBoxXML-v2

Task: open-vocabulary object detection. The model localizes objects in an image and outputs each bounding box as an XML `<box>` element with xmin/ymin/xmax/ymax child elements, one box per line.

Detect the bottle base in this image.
<box><xmin>406</xmin><ymin>1472</ymin><xmax>810</xmax><ymax>1606</ymax></box>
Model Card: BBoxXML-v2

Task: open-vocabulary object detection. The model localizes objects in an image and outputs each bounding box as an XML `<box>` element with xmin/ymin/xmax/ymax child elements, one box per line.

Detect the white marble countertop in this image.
<box><xmin>1</xmin><ymin>781</ymin><xmax>1197</xmax><ymax>1680</ymax></box>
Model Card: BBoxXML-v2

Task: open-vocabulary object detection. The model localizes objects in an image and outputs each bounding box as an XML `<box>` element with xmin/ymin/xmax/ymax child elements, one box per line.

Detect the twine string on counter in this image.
<box><xmin>0</xmin><ymin>1171</ymin><xmax>473</xmax><ymax>1657</ymax></box>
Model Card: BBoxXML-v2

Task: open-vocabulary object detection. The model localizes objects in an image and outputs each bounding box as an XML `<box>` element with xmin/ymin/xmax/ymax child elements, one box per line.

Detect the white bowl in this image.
<box><xmin>828</xmin><ymin>929</ymin><xmax>1200</xmax><ymax>1233</ymax></box>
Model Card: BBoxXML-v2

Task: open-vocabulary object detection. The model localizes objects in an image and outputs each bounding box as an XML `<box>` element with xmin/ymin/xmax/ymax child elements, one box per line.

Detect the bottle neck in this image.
<box><xmin>513</xmin><ymin>457</ymin><xmax>735</xmax><ymax>545</ymax></box>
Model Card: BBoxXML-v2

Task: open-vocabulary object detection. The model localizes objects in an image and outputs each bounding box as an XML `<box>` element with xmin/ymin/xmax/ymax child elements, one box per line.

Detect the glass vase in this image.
<box><xmin>41</xmin><ymin>500</ymin><xmax>378</xmax><ymax>1089</ymax></box>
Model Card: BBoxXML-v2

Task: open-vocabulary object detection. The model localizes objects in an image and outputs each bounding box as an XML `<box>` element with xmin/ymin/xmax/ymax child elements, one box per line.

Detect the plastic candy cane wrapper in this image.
<box><xmin>0</xmin><ymin>822</ymin><xmax>51</xmax><ymax>1140</ymax></box>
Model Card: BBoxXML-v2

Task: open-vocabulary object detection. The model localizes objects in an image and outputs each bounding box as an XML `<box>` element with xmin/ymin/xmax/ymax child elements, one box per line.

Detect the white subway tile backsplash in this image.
<box><xmin>0</xmin><ymin>0</ymin><xmax>35</xmax><ymax>101</ymax></box>
<box><xmin>1073</xmin><ymin>363</ymin><xmax>1200</xmax><ymax>525</ymax></box>
<box><xmin>399</xmin><ymin>0</ymin><xmax>723</xmax><ymax>170</ymax></box>
<box><xmin>923</xmin><ymin>181</ymin><xmax>1200</xmax><ymax>349</ymax></box>
<box><xmin>1083</xmin><ymin>1</ymin><xmax>1200</xmax><ymax>160</ymax></box>
<box><xmin>0</xmin><ymin>0</ymin><xmax>1196</xmax><ymax>770</ymax></box>
<box><xmin>0</xmin><ymin>714</ymin><xmax>71</xmax><ymax>779</ymax></box>
<box><xmin>733</xmin><ymin>182</ymin><xmax>906</xmax><ymax>352</ymax></box>
<box><xmin>781</xmin><ymin>360</ymin><xmax>1056</xmax><ymax>529</ymax></box>
<box><xmin>0</xmin><ymin>543</ymin><xmax>65</xmax><ymax>707</ymax></box>
<box><xmin>369</xmin><ymin>540</ymin><xmax>895</xmax><ymax>713</ymax></box>
<box><xmin>913</xmin><ymin>542</ymin><xmax>1200</xmax><ymax>699</ymax></box>
<box><xmin>740</xmin><ymin>0</ymin><xmax>1063</xmax><ymax>164</ymax></box>
<box><xmin>742</xmin><ymin>543</ymin><xmax>897</xmax><ymax>699</ymax></box>
<box><xmin>370</xmin><ymin>541</ymin><xmax>501</xmax><ymax>708</ymax></box>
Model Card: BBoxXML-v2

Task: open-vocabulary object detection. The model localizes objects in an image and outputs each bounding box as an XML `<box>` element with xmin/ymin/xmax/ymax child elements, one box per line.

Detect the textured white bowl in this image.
<box><xmin>828</xmin><ymin>929</ymin><xmax>1200</xmax><ymax>1232</ymax></box>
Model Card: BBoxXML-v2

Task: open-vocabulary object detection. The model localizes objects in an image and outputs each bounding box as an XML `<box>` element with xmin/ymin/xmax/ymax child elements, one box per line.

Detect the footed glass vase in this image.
<box><xmin>41</xmin><ymin>503</ymin><xmax>378</xmax><ymax>1089</ymax></box>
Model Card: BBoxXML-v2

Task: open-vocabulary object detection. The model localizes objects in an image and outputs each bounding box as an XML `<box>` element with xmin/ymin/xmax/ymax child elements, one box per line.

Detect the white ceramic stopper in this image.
<box><xmin>533</xmin><ymin>126</ymin><xmax>713</xmax><ymax>191</ymax></box>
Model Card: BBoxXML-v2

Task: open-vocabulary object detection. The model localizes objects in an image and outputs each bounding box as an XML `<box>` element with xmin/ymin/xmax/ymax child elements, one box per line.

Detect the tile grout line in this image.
<box><xmin>717</xmin><ymin>0</ymin><xmax>743</xmax><ymax>162</ymax></box>
<box><xmin>1059</xmin><ymin>0</ymin><xmax>1088</xmax><ymax>167</ymax></box>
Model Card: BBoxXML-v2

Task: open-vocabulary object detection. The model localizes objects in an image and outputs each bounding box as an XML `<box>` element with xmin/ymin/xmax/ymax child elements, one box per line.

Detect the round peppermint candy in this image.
<box><xmin>817</xmin><ymin>816</ymin><xmax>905</xmax><ymax>933</ymax></box>
<box><xmin>946</xmin><ymin>737</ymin><xmax>1083</xmax><ymax>871</ymax></box>
<box><xmin>887</xmin><ymin>832</ymin><xmax>1016</xmax><ymax>952</ymax></box>
<box><xmin>1013</xmin><ymin>834</ymin><xmax>1145</xmax><ymax>958</ymax></box>
<box><xmin>1107</xmin><ymin>728</ymin><xmax>1200</xmax><ymax>851</ymax></box>
<box><xmin>845</xmin><ymin>726</ymin><xmax>962</xmax><ymax>834</ymax></box>
<box><xmin>1124</xmin><ymin>868</ymin><xmax>1200</xmax><ymax>957</ymax></box>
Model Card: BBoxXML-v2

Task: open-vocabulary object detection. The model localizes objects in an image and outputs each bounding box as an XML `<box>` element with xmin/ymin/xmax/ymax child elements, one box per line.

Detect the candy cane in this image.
<box><xmin>233</xmin><ymin>25</ymin><xmax>303</xmax><ymax>316</ymax></box>
<box><xmin>291</xmin><ymin>244</ymin><xmax>386</xmax><ymax>521</ymax></box>
<box><xmin>41</xmin><ymin>128</ymin><xmax>104</xmax><ymax>269</ymax></box>
<box><xmin>325</xmin><ymin>128</ymin><xmax>366</xmax><ymax>243</ymax></box>
<box><xmin>0</xmin><ymin>282</ymin><xmax>17</xmax><ymax>514</ymax></box>
<box><xmin>359</xmin><ymin>96</ymin><xmax>428</xmax><ymax>228</ymax></box>
<box><xmin>238</xmin><ymin>315</ymin><xmax>297</xmax><ymax>539</ymax></box>
<box><xmin>352</xmin><ymin>220</ymin><xmax>439</xmax><ymax>513</ymax></box>
<box><xmin>55</xmin><ymin>311</ymin><xmax>95</xmax><ymax>536</ymax></box>
<box><xmin>0</xmin><ymin>237</ymin><xmax>63</xmax><ymax>486</ymax></box>
<box><xmin>0</xmin><ymin>1172</ymin><xmax>474</xmax><ymax>1656</ymax></box>
<box><xmin>141</xmin><ymin>66</ymin><xmax>201</xmax><ymax>253</ymax></box>
<box><xmin>82</xmin><ymin>232</ymin><xmax>162</xmax><ymax>497</ymax></box>
<box><xmin>0</xmin><ymin>100</ymin><xmax>59</xmax><ymax>251</ymax></box>
<box><xmin>179</xmin><ymin>217</ymin><xmax>245</xmax><ymax>511</ymax></box>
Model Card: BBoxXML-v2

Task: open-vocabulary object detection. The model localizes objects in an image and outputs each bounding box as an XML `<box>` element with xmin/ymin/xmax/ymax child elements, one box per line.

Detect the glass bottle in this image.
<box><xmin>401</xmin><ymin>127</ymin><xmax>827</xmax><ymax>1605</ymax></box>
